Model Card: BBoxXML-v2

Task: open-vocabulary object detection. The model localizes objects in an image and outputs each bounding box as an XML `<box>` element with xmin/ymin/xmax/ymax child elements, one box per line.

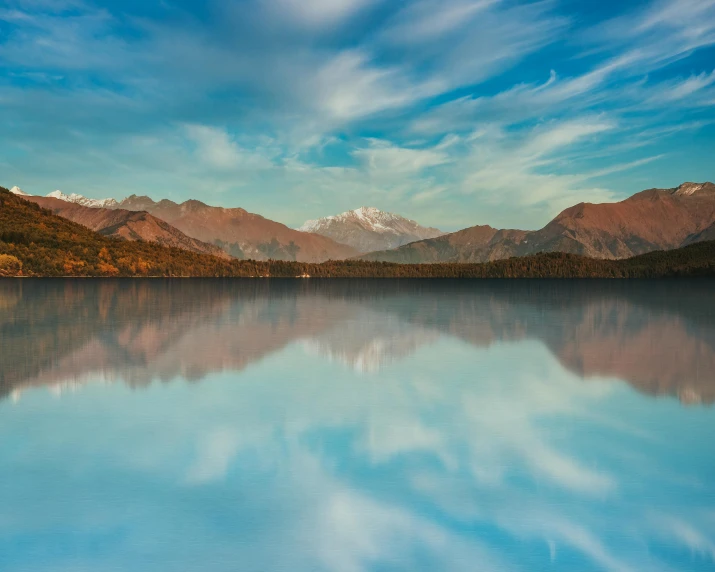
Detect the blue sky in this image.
<box><xmin>1</xmin><ymin>0</ymin><xmax>714</xmax><ymax>230</ymax></box>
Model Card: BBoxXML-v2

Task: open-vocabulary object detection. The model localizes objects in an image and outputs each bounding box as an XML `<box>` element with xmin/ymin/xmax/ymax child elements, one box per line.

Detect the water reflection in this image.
<box><xmin>0</xmin><ymin>280</ymin><xmax>714</xmax><ymax>572</ymax></box>
<box><xmin>1</xmin><ymin>279</ymin><xmax>714</xmax><ymax>402</ymax></box>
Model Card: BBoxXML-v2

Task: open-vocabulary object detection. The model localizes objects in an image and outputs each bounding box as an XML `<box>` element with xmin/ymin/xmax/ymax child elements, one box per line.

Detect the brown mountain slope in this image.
<box><xmin>119</xmin><ymin>195</ymin><xmax>358</xmax><ymax>262</ymax></box>
<box><xmin>361</xmin><ymin>182</ymin><xmax>715</xmax><ymax>263</ymax></box>
<box><xmin>528</xmin><ymin>182</ymin><xmax>715</xmax><ymax>258</ymax></box>
<box><xmin>26</xmin><ymin>196</ymin><xmax>229</xmax><ymax>258</ymax></box>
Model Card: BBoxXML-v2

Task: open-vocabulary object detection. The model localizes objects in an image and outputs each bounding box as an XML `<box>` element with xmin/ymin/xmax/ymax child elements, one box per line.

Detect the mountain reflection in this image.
<box><xmin>1</xmin><ymin>279</ymin><xmax>714</xmax><ymax>403</ymax></box>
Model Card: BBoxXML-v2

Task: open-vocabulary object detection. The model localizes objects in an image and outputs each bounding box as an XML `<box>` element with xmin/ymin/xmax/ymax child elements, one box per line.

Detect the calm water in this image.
<box><xmin>1</xmin><ymin>279</ymin><xmax>714</xmax><ymax>572</ymax></box>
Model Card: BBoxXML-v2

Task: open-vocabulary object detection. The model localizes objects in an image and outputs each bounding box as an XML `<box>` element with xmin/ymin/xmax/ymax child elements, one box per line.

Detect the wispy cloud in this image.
<box><xmin>269</xmin><ymin>0</ymin><xmax>381</xmax><ymax>28</ymax></box>
<box><xmin>353</xmin><ymin>139</ymin><xmax>450</xmax><ymax>175</ymax></box>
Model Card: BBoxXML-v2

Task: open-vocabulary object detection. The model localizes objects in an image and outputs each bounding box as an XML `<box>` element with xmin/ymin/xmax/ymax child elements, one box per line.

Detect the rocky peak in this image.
<box><xmin>672</xmin><ymin>182</ymin><xmax>715</xmax><ymax>197</ymax></box>
<box><xmin>180</xmin><ymin>199</ymin><xmax>209</xmax><ymax>212</ymax></box>
<box><xmin>120</xmin><ymin>195</ymin><xmax>157</xmax><ymax>211</ymax></box>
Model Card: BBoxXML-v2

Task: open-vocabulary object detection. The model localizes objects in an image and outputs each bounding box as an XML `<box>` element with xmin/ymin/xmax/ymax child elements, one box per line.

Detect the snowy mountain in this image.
<box><xmin>299</xmin><ymin>207</ymin><xmax>444</xmax><ymax>253</ymax></box>
<box><xmin>46</xmin><ymin>190</ymin><xmax>119</xmax><ymax>209</ymax></box>
<box><xmin>9</xmin><ymin>186</ymin><xmax>31</xmax><ymax>196</ymax></box>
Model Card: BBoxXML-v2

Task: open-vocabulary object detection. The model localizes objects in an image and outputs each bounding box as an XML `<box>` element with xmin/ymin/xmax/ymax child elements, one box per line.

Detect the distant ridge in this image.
<box><xmin>46</xmin><ymin>190</ymin><xmax>119</xmax><ymax>209</ymax></box>
<box><xmin>299</xmin><ymin>206</ymin><xmax>444</xmax><ymax>252</ymax></box>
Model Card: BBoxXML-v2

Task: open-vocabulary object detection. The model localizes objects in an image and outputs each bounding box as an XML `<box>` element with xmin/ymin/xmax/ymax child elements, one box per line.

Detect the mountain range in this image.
<box><xmin>8</xmin><ymin>181</ymin><xmax>715</xmax><ymax>263</ymax></box>
<box><xmin>10</xmin><ymin>187</ymin><xmax>356</xmax><ymax>262</ymax></box>
<box><xmin>118</xmin><ymin>195</ymin><xmax>357</xmax><ymax>262</ymax></box>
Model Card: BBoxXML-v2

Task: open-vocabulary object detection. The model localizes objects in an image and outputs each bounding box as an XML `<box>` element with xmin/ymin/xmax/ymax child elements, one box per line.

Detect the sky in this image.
<box><xmin>1</xmin><ymin>0</ymin><xmax>714</xmax><ymax>230</ymax></box>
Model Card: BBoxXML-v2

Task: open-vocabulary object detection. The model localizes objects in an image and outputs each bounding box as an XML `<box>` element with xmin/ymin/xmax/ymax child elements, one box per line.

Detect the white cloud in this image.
<box><xmin>382</xmin><ymin>0</ymin><xmax>496</xmax><ymax>43</ymax></box>
<box><xmin>647</xmin><ymin>70</ymin><xmax>715</xmax><ymax>103</ymax></box>
<box><xmin>183</xmin><ymin>124</ymin><xmax>276</xmax><ymax>170</ymax></box>
<box><xmin>587</xmin><ymin>0</ymin><xmax>715</xmax><ymax>68</ymax></box>
<box><xmin>637</xmin><ymin>0</ymin><xmax>715</xmax><ymax>38</ymax></box>
<box><xmin>521</xmin><ymin>119</ymin><xmax>614</xmax><ymax>158</ymax></box>
<box><xmin>353</xmin><ymin>139</ymin><xmax>450</xmax><ymax>174</ymax></box>
<box><xmin>311</xmin><ymin>50</ymin><xmax>430</xmax><ymax>121</ymax></box>
<box><xmin>269</xmin><ymin>0</ymin><xmax>381</xmax><ymax>28</ymax></box>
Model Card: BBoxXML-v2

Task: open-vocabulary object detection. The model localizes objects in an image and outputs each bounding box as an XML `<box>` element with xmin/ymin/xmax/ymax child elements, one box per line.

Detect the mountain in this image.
<box><xmin>46</xmin><ymin>190</ymin><xmax>120</xmax><ymax>209</ymax></box>
<box><xmin>26</xmin><ymin>196</ymin><xmax>228</xmax><ymax>258</ymax></box>
<box><xmin>361</xmin><ymin>182</ymin><xmax>715</xmax><ymax>263</ymax></box>
<box><xmin>118</xmin><ymin>195</ymin><xmax>358</xmax><ymax>262</ymax></box>
<box><xmin>9</xmin><ymin>186</ymin><xmax>31</xmax><ymax>197</ymax></box>
<box><xmin>298</xmin><ymin>206</ymin><xmax>444</xmax><ymax>253</ymax></box>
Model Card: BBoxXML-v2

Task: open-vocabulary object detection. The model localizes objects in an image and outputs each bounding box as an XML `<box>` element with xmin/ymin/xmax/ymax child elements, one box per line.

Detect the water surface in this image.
<box><xmin>1</xmin><ymin>279</ymin><xmax>714</xmax><ymax>572</ymax></box>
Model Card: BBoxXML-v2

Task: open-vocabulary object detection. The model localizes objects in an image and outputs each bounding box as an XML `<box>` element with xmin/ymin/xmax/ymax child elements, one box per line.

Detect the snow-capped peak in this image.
<box><xmin>300</xmin><ymin>207</ymin><xmax>406</xmax><ymax>234</ymax></box>
<box><xmin>298</xmin><ymin>207</ymin><xmax>444</xmax><ymax>253</ymax></box>
<box><xmin>9</xmin><ymin>186</ymin><xmax>31</xmax><ymax>197</ymax></box>
<box><xmin>46</xmin><ymin>190</ymin><xmax>119</xmax><ymax>209</ymax></box>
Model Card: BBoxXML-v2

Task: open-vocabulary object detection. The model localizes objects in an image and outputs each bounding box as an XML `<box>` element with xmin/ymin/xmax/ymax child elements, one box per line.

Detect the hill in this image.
<box><xmin>1</xmin><ymin>186</ymin><xmax>714</xmax><ymax>278</ymax></box>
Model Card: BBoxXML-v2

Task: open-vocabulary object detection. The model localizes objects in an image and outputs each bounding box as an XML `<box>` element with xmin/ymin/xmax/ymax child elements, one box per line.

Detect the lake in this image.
<box><xmin>1</xmin><ymin>279</ymin><xmax>714</xmax><ymax>572</ymax></box>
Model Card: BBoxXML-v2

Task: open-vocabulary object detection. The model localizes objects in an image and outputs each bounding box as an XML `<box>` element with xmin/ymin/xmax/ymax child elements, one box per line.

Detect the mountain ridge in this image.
<box><xmin>360</xmin><ymin>182</ymin><xmax>715</xmax><ymax>263</ymax></box>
